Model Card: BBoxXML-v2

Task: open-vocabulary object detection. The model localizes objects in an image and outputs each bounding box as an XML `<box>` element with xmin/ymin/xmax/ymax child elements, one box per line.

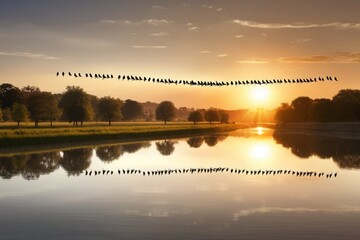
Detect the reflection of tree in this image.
<box><xmin>273</xmin><ymin>130</ymin><xmax>360</xmax><ymax>169</ymax></box>
<box><xmin>156</xmin><ymin>140</ymin><xmax>176</xmax><ymax>156</ymax></box>
<box><xmin>61</xmin><ymin>148</ymin><xmax>92</xmax><ymax>176</ymax></box>
<box><xmin>122</xmin><ymin>142</ymin><xmax>151</xmax><ymax>154</ymax></box>
<box><xmin>96</xmin><ymin>145</ymin><xmax>123</xmax><ymax>163</ymax></box>
<box><xmin>334</xmin><ymin>155</ymin><xmax>360</xmax><ymax>169</ymax></box>
<box><xmin>187</xmin><ymin>137</ymin><xmax>204</xmax><ymax>148</ymax></box>
<box><xmin>22</xmin><ymin>152</ymin><xmax>61</xmax><ymax>180</ymax></box>
<box><xmin>0</xmin><ymin>155</ymin><xmax>29</xmax><ymax>179</ymax></box>
<box><xmin>0</xmin><ymin>152</ymin><xmax>61</xmax><ymax>180</ymax></box>
<box><xmin>204</xmin><ymin>136</ymin><xmax>219</xmax><ymax>147</ymax></box>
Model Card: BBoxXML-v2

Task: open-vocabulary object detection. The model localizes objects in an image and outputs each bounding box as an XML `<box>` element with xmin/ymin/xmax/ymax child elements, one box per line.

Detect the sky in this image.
<box><xmin>0</xmin><ymin>0</ymin><xmax>359</xmax><ymax>110</ymax></box>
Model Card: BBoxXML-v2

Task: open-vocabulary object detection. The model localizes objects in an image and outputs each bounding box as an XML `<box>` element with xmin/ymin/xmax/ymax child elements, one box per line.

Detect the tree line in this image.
<box><xmin>0</xmin><ymin>83</ymin><xmax>230</xmax><ymax>127</ymax></box>
<box><xmin>275</xmin><ymin>89</ymin><xmax>360</xmax><ymax>124</ymax></box>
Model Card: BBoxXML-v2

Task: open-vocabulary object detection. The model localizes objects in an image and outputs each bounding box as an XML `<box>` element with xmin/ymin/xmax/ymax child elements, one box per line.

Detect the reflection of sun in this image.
<box><xmin>251</xmin><ymin>86</ymin><xmax>269</xmax><ymax>103</ymax></box>
<box><xmin>250</xmin><ymin>143</ymin><xmax>270</xmax><ymax>160</ymax></box>
<box><xmin>256</xmin><ymin>127</ymin><xmax>263</xmax><ymax>135</ymax></box>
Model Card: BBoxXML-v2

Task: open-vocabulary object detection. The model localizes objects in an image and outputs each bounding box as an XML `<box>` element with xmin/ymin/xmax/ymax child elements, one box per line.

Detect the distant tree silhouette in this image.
<box><xmin>188</xmin><ymin>110</ymin><xmax>204</xmax><ymax>124</ymax></box>
<box><xmin>275</xmin><ymin>103</ymin><xmax>294</xmax><ymax>124</ymax></box>
<box><xmin>291</xmin><ymin>97</ymin><xmax>313</xmax><ymax>123</ymax></box>
<box><xmin>59</xmin><ymin>86</ymin><xmax>94</xmax><ymax>126</ymax></box>
<box><xmin>0</xmin><ymin>83</ymin><xmax>24</xmax><ymax>109</ymax></box>
<box><xmin>309</xmin><ymin>98</ymin><xmax>334</xmax><ymax>122</ymax></box>
<box><xmin>11</xmin><ymin>103</ymin><xmax>29</xmax><ymax>127</ymax></box>
<box><xmin>220</xmin><ymin>111</ymin><xmax>229</xmax><ymax>124</ymax></box>
<box><xmin>98</xmin><ymin>96</ymin><xmax>122</xmax><ymax>125</ymax></box>
<box><xmin>205</xmin><ymin>109</ymin><xmax>220</xmax><ymax>124</ymax></box>
<box><xmin>121</xmin><ymin>99</ymin><xmax>143</xmax><ymax>121</ymax></box>
<box><xmin>332</xmin><ymin>89</ymin><xmax>360</xmax><ymax>121</ymax></box>
<box><xmin>156</xmin><ymin>101</ymin><xmax>176</xmax><ymax>124</ymax></box>
<box><xmin>0</xmin><ymin>108</ymin><xmax>2</xmax><ymax>121</ymax></box>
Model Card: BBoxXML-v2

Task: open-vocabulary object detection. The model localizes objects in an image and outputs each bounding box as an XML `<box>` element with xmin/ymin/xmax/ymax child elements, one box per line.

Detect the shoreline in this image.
<box><xmin>0</xmin><ymin>123</ymin><xmax>248</xmax><ymax>155</ymax></box>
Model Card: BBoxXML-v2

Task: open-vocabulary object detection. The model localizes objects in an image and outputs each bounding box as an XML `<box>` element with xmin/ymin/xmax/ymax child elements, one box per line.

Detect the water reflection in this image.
<box><xmin>96</xmin><ymin>145</ymin><xmax>123</xmax><ymax>163</ymax></box>
<box><xmin>187</xmin><ymin>137</ymin><xmax>204</xmax><ymax>148</ymax></box>
<box><xmin>0</xmin><ymin>152</ymin><xmax>61</xmax><ymax>180</ymax></box>
<box><xmin>1</xmin><ymin>130</ymin><xmax>360</xmax><ymax>181</ymax></box>
<box><xmin>273</xmin><ymin>131</ymin><xmax>360</xmax><ymax>169</ymax></box>
<box><xmin>61</xmin><ymin>148</ymin><xmax>93</xmax><ymax>176</ymax></box>
<box><xmin>156</xmin><ymin>140</ymin><xmax>177</xmax><ymax>156</ymax></box>
<box><xmin>122</xmin><ymin>142</ymin><xmax>151</xmax><ymax>154</ymax></box>
<box><xmin>204</xmin><ymin>135</ymin><xmax>228</xmax><ymax>147</ymax></box>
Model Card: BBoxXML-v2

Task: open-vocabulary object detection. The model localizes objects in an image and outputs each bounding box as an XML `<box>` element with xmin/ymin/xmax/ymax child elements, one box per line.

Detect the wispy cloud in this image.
<box><xmin>202</xmin><ymin>4</ymin><xmax>224</xmax><ymax>12</ymax></box>
<box><xmin>200</xmin><ymin>50</ymin><xmax>211</xmax><ymax>54</ymax></box>
<box><xmin>101</xmin><ymin>19</ymin><xmax>173</xmax><ymax>26</ymax></box>
<box><xmin>236</xmin><ymin>52</ymin><xmax>360</xmax><ymax>64</ymax></box>
<box><xmin>152</xmin><ymin>5</ymin><xmax>167</xmax><ymax>10</ymax></box>
<box><xmin>278</xmin><ymin>52</ymin><xmax>360</xmax><ymax>63</ymax></box>
<box><xmin>233</xmin><ymin>19</ymin><xmax>360</xmax><ymax>29</ymax></box>
<box><xmin>132</xmin><ymin>45</ymin><xmax>169</xmax><ymax>49</ymax></box>
<box><xmin>188</xmin><ymin>26</ymin><xmax>199</xmax><ymax>31</ymax></box>
<box><xmin>217</xmin><ymin>54</ymin><xmax>228</xmax><ymax>58</ymax></box>
<box><xmin>294</xmin><ymin>38</ymin><xmax>311</xmax><ymax>43</ymax></box>
<box><xmin>0</xmin><ymin>51</ymin><xmax>61</xmax><ymax>60</ymax></box>
<box><xmin>236</xmin><ymin>59</ymin><xmax>268</xmax><ymax>64</ymax></box>
<box><xmin>149</xmin><ymin>32</ymin><xmax>170</xmax><ymax>36</ymax></box>
<box><xmin>235</xmin><ymin>35</ymin><xmax>244</xmax><ymax>39</ymax></box>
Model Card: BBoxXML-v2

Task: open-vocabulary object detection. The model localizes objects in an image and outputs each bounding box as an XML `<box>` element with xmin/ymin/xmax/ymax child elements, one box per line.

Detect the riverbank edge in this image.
<box><xmin>0</xmin><ymin>124</ymin><xmax>247</xmax><ymax>155</ymax></box>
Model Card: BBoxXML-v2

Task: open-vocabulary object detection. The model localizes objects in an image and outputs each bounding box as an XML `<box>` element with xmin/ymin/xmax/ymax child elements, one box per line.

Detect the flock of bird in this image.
<box><xmin>57</xmin><ymin>71</ymin><xmax>338</xmax><ymax>87</ymax></box>
<box><xmin>84</xmin><ymin>168</ymin><xmax>338</xmax><ymax>178</ymax></box>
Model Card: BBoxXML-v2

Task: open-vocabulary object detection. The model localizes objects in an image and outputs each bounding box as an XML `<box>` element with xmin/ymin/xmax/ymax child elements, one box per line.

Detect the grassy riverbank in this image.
<box><xmin>0</xmin><ymin>122</ymin><xmax>248</xmax><ymax>148</ymax></box>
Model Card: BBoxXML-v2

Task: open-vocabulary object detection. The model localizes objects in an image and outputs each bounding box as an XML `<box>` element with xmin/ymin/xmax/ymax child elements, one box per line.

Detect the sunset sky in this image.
<box><xmin>0</xmin><ymin>0</ymin><xmax>359</xmax><ymax>110</ymax></box>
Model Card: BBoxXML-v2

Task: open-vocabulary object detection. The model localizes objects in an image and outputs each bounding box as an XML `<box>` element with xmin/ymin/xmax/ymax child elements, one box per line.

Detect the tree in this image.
<box><xmin>98</xmin><ymin>96</ymin><xmax>122</xmax><ymax>125</ymax></box>
<box><xmin>156</xmin><ymin>101</ymin><xmax>176</xmax><ymax>124</ymax></box>
<box><xmin>2</xmin><ymin>108</ymin><xmax>11</xmax><ymax>121</ymax></box>
<box><xmin>121</xmin><ymin>99</ymin><xmax>143</xmax><ymax>121</ymax></box>
<box><xmin>59</xmin><ymin>86</ymin><xmax>94</xmax><ymax>126</ymax></box>
<box><xmin>275</xmin><ymin>103</ymin><xmax>294</xmax><ymax>124</ymax></box>
<box><xmin>220</xmin><ymin>111</ymin><xmax>229</xmax><ymax>124</ymax></box>
<box><xmin>332</xmin><ymin>89</ymin><xmax>360</xmax><ymax>121</ymax></box>
<box><xmin>291</xmin><ymin>96</ymin><xmax>313</xmax><ymax>123</ymax></box>
<box><xmin>11</xmin><ymin>103</ymin><xmax>29</xmax><ymax>127</ymax></box>
<box><xmin>0</xmin><ymin>108</ymin><xmax>2</xmax><ymax>121</ymax></box>
<box><xmin>204</xmin><ymin>109</ymin><xmax>220</xmax><ymax>123</ymax></box>
<box><xmin>309</xmin><ymin>98</ymin><xmax>334</xmax><ymax>122</ymax></box>
<box><xmin>47</xmin><ymin>95</ymin><xmax>62</xmax><ymax>127</ymax></box>
<box><xmin>0</xmin><ymin>83</ymin><xmax>24</xmax><ymax>109</ymax></box>
<box><xmin>188</xmin><ymin>110</ymin><xmax>204</xmax><ymax>124</ymax></box>
<box><xmin>27</xmin><ymin>91</ymin><xmax>61</xmax><ymax>127</ymax></box>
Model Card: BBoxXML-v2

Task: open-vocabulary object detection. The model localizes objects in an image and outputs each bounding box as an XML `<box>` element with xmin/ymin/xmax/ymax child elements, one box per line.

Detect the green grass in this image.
<box><xmin>0</xmin><ymin>121</ymin><xmax>248</xmax><ymax>148</ymax></box>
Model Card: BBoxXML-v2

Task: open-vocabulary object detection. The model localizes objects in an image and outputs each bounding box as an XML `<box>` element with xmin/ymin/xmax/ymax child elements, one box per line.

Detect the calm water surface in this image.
<box><xmin>1</xmin><ymin>128</ymin><xmax>360</xmax><ymax>239</ymax></box>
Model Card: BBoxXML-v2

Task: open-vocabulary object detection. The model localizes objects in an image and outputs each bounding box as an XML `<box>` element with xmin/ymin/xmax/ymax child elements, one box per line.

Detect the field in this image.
<box><xmin>0</xmin><ymin>121</ymin><xmax>248</xmax><ymax>148</ymax></box>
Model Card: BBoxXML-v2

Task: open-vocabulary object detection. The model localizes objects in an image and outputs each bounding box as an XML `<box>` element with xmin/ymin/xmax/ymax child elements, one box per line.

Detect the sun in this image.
<box><xmin>251</xmin><ymin>86</ymin><xmax>269</xmax><ymax>103</ymax></box>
